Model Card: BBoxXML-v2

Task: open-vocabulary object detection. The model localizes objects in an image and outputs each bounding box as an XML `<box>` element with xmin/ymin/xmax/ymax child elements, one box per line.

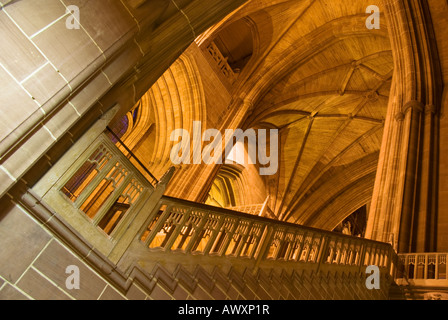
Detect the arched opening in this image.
<box><xmin>211</xmin><ymin>18</ymin><xmax>254</xmax><ymax>75</ymax></box>
<box><xmin>205</xmin><ymin>165</ymin><xmax>246</xmax><ymax>208</ymax></box>
<box><xmin>333</xmin><ymin>205</ymin><xmax>368</xmax><ymax>238</ymax></box>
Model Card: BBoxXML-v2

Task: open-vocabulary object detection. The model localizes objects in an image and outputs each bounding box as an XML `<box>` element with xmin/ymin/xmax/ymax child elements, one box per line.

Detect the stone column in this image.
<box><xmin>398</xmin><ymin>101</ymin><xmax>424</xmax><ymax>253</ymax></box>
<box><xmin>366</xmin><ymin>0</ymin><xmax>442</xmax><ymax>253</ymax></box>
<box><xmin>415</xmin><ymin>104</ymin><xmax>438</xmax><ymax>252</ymax></box>
<box><xmin>365</xmin><ymin>80</ymin><xmax>408</xmax><ymax>249</ymax></box>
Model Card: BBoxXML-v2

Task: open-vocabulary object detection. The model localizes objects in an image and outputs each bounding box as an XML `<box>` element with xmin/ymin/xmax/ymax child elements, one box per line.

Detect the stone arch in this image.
<box><xmin>108</xmin><ymin>51</ymin><xmax>207</xmax><ymax>180</ymax></box>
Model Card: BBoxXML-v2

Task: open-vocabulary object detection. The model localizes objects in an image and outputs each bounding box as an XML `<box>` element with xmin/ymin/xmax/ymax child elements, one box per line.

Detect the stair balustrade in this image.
<box><xmin>135</xmin><ymin>196</ymin><xmax>397</xmax><ymax>277</ymax></box>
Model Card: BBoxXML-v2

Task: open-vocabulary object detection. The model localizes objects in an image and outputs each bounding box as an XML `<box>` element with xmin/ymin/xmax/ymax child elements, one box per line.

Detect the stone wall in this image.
<box><xmin>0</xmin><ymin>0</ymin><xmax>247</xmax><ymax>200</ymax></box>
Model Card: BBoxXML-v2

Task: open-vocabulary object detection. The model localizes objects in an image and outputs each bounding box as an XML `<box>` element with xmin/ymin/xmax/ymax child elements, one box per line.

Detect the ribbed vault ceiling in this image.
<box><xmin>226</xmin><ymin>0</ymin><xmax>393</xmax><ymax>228</ymax></box>
<box><xmin>117</xmin><ymin>0</ymin><xmax>394</xmax><ymax>230</ymax></box>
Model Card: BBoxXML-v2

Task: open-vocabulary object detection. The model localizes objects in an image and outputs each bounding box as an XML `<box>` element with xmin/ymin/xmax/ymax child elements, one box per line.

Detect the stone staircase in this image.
<box><xmin>109</xmin><ymin>194</ymin><xmax>397</xmax><ymax>300</ymax></box>
<box><xmin>23</xmin><ymin>129</ymin><xmax>444</xmax><ymax>301</ymax></box>
<box><xmin>119</xmin><ymin>262</ymin><xmax>391</xmax><ymax>300</ymax></box>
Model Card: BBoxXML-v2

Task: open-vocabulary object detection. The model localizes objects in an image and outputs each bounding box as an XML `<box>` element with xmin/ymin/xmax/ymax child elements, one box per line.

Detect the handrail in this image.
<box><xmin>106</xmin><ymin>126</ymin><xmax>159</xmax><ymax>186</ymax></box>
<box><xmin>161</xmin><ymin>196</ymin><xmax>394</xmax><ymax>247</ymax></box>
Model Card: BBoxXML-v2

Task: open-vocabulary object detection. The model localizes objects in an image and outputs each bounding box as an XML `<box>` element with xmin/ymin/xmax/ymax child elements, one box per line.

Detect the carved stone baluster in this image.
<box><xmin>303</xmin><ymin>233</ymin><xmax>315</xmax><ymax>263</ymax></box>
<box><xmin>184</xmin><ymin>211</ymin><xmax>210</xmax><ymax>253</ymax></box>
<box><xmin>334</xmin><ymin>238</ymin><xmax>343</xmax><ymax>265</ymax></box>
<box><xmin>294</xmin><ymin>232</ymin><xmax>307</xmax><ymax>262</ymax></box>
<box><xmin>142</xmin><ymin>204</ymin><xmax>174</xmax><ymax>247</ymax></box>
<box><xmin>274</xmin><ymin>228</ymin><xmax>287</xmax><ymax>260</ymax></box>
<box><xmin>203</xmin><ymin>215</ymin><xmax>226</xmax><ymax>255</ymax></box>
<box><xmin>222</xmin><ymin>219</ymin><xmax>241</xmax><ymax>256</ymax></box>
<box><xmin>235</xmin><ymin>221</ymin><xmax>253</xmax><ymax>257</ymax></box>
<box><xmin>284</xmin><ymin>233</ymin><xmax>295</xmax><ymax>261</ymax></box>
<box><xmin>163</xmin><ymin>208</ymin><xmax>193</xmax><ymax>251</ymax></box>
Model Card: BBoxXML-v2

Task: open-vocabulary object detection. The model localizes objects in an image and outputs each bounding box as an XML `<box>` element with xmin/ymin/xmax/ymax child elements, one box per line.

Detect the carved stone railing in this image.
<box><xmin>105</xmin><ymin>127</ymin><xmax>159</xmax><ymax>186</ymax></box>
<box><xmin>206</xmin><ymin>41</ymin><xmax>236</xmax><ymax>84</ymax></box>
<box><xmin>396</xmin><ymin>253</ymin><xmax>447</xmax><ymax>281</ymax></box>
<box><xmin>34</xmin><ymin>129</ymin><xmax>166</xmax><ymax>262</ymax></box>
<box><xmin>132</xmin><ymin>196</ymin><xmax>397</xmax><ymax>278</ymax></box>
<box><xmin>58</xmin><ymin>133</ymin><xmax>154</xmax><ymax>238</ymax></box>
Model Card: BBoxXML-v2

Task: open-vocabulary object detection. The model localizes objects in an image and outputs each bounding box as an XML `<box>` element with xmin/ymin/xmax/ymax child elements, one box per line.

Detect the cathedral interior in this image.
<box><xmin>0</xmin><ymin>0</ymin><xmax>447</xmax><ymax>301</ymax></box>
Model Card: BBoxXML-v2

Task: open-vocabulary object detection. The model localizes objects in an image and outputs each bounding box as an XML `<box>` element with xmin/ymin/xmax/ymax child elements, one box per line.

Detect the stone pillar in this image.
<box><xmin>365</xmin><ymin>81</ymin><xmax>408</xmax><ymax>249</ymax></box>
<box><xmin>386</xmin><ymin>99</ymin><xmax>439</xmax><ymax>254</ymax></box>
<box><xmin>398</xmin><ymin>101</ymin><xmax>424</xmax><ymax>253</ymax></box>
<box><xmin>415</xmin><ymin>104</ymin><xmax>438</xmax><ymax>252</ymax></box>
<box><xmin>367</xmin><ymin>96</ymin><xmax>440</xmax><ymax>255</ymax></box>
<box><xmin>366</xmin><ymin>0</ymin><xmax>442</xmax><ymax>253</ymax></box>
